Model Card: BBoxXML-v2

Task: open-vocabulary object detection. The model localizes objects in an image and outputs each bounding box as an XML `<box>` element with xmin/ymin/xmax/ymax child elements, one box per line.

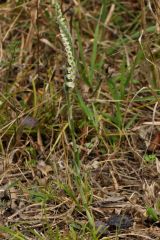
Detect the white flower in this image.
<box><xmin>55</xmin><ymin>2</ymin><xmax>76</xmax><ymax>89</ymax></box>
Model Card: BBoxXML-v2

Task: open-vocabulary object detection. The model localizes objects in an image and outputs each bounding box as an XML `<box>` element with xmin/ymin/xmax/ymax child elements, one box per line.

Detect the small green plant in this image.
<box><xmin>143</xmin><ymin>154</ymin><xmax>157</xmax><ymax>164</ymax></box>
<box><xmin>146</xmin><ymin>207</ymin><xmax>159</xmax><ymax>222</ymax></box>
<box><xmin>29</xmin><ymin>189</ymin><xmax>51</xmax><ymax>203</ymax></box>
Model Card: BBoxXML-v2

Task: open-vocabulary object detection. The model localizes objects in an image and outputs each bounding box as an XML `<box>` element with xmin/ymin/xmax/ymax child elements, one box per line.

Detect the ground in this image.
<box><xmin>0</xmin><ymin>0</ymin><xmax>160</xmax><ymax>239</ymax></box>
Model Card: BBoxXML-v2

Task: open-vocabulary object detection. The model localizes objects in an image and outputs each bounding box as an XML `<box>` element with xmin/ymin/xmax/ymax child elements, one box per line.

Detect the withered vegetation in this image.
<box><xmin>0</xmin><ymin>0</ymin><xmax>160</xmax><ymax>239</ymax></box>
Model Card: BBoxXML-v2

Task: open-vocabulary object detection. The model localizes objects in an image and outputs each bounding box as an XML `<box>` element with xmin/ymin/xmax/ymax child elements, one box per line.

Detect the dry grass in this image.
<box><xmin>0</xmin><ymin>0</ymin><xmax>160</xmax><ymax>239</ymax></box>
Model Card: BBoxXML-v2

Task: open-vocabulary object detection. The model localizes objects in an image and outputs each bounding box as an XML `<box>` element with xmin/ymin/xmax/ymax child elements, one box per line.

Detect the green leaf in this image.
<box><xmin>146</xmin><ymin>207</ymin><xmax>159</xmax><ymax>222</ymax></box>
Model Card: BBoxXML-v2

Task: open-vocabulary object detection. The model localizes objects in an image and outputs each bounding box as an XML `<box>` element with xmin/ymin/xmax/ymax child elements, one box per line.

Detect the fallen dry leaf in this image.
<box><xmin>156</xmin><ymin>158</ymin><xmax>160</xmax><ymax>173</ymax></box>
<box><xmin>37</xmin><ymin>160</ymin><xmax>52</xmax><ymax>176</ymax></box>
<box><xmin>148</xmin><ymin>132</ymin><xmax>160</xmax><ymax>152</ymax></box>
<box><xmin>20</xmin><ymin>116</ymin><xmax>38</xmax><ymax>128</ymax></box>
